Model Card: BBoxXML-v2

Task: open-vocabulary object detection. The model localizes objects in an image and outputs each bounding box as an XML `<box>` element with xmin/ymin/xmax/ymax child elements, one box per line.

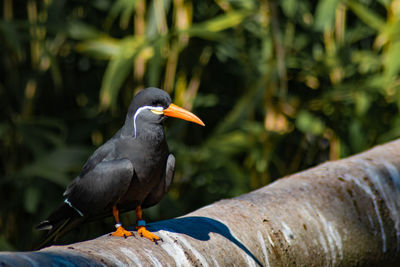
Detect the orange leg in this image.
<box><xmin>135</xmin><ymin>205</ymin><xmax>162</xmax><ymax>243</ymax></box>
<box><xmin>110</xmin><ymin>206</ymin><xmax>133</xmax><ymax>238</ymax></box>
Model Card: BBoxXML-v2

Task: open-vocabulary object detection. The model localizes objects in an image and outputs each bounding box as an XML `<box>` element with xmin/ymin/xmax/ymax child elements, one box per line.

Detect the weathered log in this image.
<box><xmin>1</xmin><ymin>139</ymin><xmax>400</xmax><ymax>266</ymax></box>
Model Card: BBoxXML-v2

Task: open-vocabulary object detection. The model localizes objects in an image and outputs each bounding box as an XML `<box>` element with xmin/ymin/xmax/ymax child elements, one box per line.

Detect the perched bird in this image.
<box><xmin>36</xmin><ymin>88</ymin><xmax>204</xmax><ymax>247</ymax></box>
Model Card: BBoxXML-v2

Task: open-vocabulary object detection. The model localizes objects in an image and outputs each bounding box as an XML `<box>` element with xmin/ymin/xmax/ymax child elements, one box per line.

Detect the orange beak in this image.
<box><xmin>163</xmin><ymin>103</ymin><xmax>205</xmax><ymax>126</ymax></box>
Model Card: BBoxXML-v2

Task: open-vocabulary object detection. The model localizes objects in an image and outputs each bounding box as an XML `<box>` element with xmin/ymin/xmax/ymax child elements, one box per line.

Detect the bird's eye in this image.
<box><xmin>152</xmin><ymin>101</ymin><xmax>164</xmax><ymax>107</ymax></box>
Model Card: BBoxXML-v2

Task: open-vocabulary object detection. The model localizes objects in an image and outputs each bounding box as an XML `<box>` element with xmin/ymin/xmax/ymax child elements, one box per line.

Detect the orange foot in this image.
<box><xmin>137</xmin><ymin>226</ymin><xmax>162</xmax><ymax>243</ymax></box>
<box><xmin>111</xmin><ymin>226</ymin><xmax>133</xmax><ymax>238</ymax></box>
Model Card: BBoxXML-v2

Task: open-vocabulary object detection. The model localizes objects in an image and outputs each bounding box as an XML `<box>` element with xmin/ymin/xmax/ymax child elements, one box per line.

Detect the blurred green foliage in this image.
<box><xmin>1</xmin><ymin>0</ymin><xmax>400</xmax><ymax>251</ymax></box>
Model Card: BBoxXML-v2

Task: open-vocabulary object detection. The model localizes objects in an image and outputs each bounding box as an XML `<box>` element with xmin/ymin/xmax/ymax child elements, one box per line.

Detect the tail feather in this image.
<box><xmin>35</xmin><ymin>203</ymin><xmax>83</xmax><ymax>249</ymax></box>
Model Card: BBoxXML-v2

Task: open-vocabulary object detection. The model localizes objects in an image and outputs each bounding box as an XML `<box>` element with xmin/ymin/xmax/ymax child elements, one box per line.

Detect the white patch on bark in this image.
<box><xmin>143</xmin><ymin>249</ymin><xmax>163</xmax><ymax>267</ymax></box>
<box><xmin>355</xmin><ymin>159</ymin><xmax>400</xmax><ymax>252</ymax></box>
<box><xmin>211</xmin><ymin>256</ymin><xmax>220</xmax><ymax>267</ymax></box>
<box><xmin>178</xmin><ymin>236</ymin><xmax>210</xmax><ymax>267</ymax></box>
<box><xmin>280</xmin><ymin>222</ymin><xmax>293</xmax><ymax>245</ymax></box>
<box><xmin>257</xmin><ymin>231</ymin><xmax>270</xmax><ymax>267</ymax></box>
<box><xmin>120</xmin><ymin>247</ymin><xmax>142</xmax><ymax>266</ymax></box>
<box><xmin>342</xmin><ymin>172</ymin><xmax>387</xmax><ymax>252</ymax></box>
<box><xmin>300</xmin><ymin>201</ymin><xmax>343</xmax><ymax>265</ymax></box>
<box><xmin>302</xmin><ymin>203</ymin><xmax>329</xmax><ymax>262</ymax></box>
<box><xmin>241</xmin><ymin>252</ymin><xmax>257</xmax><ymax>267</ymax></box>
<box><xmin>317</xmin><ymin>212</ymin><xmax>343</xmax><ymax>265</ymax></box>
<box><xmin>159</xmin><ymin>233</ymin><xmax>191</xmax><ymax>266</ymax></box>
<box><xmin>266</xmin><ymin>232</ymin><xmax>275</xmax><ymax>247</ymax></box>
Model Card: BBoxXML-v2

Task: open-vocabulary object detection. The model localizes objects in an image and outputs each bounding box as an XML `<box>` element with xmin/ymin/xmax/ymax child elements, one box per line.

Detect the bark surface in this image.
<box><xmin>1</xmin><ymin>140</ymin><xmax>400</xmax><ymax>266</ymax></box>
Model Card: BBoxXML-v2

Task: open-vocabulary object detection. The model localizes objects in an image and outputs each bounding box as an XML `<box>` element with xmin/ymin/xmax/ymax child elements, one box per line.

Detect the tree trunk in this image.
<box><xmin>2</xmin><ymin>140</ymin><xmax>400</xmax><ymax>266</ymax></box>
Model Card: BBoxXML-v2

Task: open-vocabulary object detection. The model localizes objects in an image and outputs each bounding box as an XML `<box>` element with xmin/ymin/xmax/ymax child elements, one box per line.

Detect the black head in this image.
<box><xmin>122</xmin><ymin>87</ymin><xmax>204</xmax><ymax>138</ymax></box>
<box><xmin>128</xmin><ymin>88</ymin><xmax>172</xmax><ymax>114</ymax></box>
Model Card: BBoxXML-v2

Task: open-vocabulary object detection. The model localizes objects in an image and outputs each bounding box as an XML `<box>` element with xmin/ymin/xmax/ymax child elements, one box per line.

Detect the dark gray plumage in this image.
<box><xmin>36</xmin><ymin>88</ymin><xmax>203</xmax><ymax>247</ymax></box>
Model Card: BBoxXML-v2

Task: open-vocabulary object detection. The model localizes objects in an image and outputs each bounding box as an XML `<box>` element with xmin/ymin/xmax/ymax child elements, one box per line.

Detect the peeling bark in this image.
<box><xmin>1</xmin><ymin>140</ymin><xmax>400</xmax><ymax>266</ymax></box>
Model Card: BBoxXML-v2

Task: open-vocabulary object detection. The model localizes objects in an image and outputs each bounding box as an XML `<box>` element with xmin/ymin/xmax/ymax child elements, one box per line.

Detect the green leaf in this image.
<box><xmin>296</xmin><ymin>111</ymin><xmax>325</xmax><ymax>135</ymax></box>
<box><xmin>19</xmin><ymin>164</ymin><xmax>70</xmax><ymax>187</ymax></box>
<box><xmin>0</xmin><ymin>20</ymin><xmax>23</xmax><ymax>55</ymax></box>
<box><xmin>18</xmin><ymin>146</ymin><xmax>91</xmax><ymax>187</ymax></box>
<box><xmin>315</xmin><ymin>0</ymin><xmax>340</xmax><ymax>31</ymax></box>
<box><xmin>146</xmin><ymin>40</ymin><xmax>164</xmax><ymax>86</ymax></box>
<box><xmin>106</xmin><ymin>0</ymin><xmax>138</xmax><ymax>29</ymax></box>
<box><xmin>346</xmin><ymin>0</ymin><xmax>385</xmax><ymax>31</ymax></box>
<box><xmin>24</xmin><ymin>186</ymin><xmax>40</xmax><ymax>213</ymax></box>
<box><xmin>68</xmin><ymin>21</ymin><xmax>104</xmax><ymax>40</ymax></box>
<box><xmin>77</xmin><ymin>37</ymin><xmax>120</xmax><ymax>59</ymax></box>
<box><xmin>97</xmin><ymin>36</ymin><xmax>148</xmax><ymax>109</ymax></box>
<box><xmin>381</xmin><ymin>20</ymin><xmax>400</xmax><ymax>39</ymax></box>
<box><xmin>183</xmin><ymin>11</ymin><xmax>250</xmax><ymax>39</ymax></box>
<box><xmin>354</xmin><ymin>91</ymin><xmax>370</xmax><ymax>116</ymax></box>
<box><xmin>349</xmin><ymin>119</ymin><xmax>366</xmax><ymax>153</ymax></box>
<box><xmin>99</xmin><ymin>55</ymin><xmax>133</xmax><ymax>109</ymax></box>
<box><xmin>377</xmin><ymin>117</ymin><xmax>400</xmax><ymax>143</ymax></box>
<box><xmin>281</xmin><ymin>0</ymin><xmax>298</xmax><ymax>18</ymax></box>
<box><xmin>383</xmin><ymin>41</ymin><xmax>400</xmax><ymax>85</ymax></box>
<box><xmin>146</xmin><ymin>0</ymin><xmax>171</xmax><ymax>38</ymax></box>
<box><xmin>351</xmin><ymin>50</ymin><xmax>381</xmax><ymax>74</ymax></box>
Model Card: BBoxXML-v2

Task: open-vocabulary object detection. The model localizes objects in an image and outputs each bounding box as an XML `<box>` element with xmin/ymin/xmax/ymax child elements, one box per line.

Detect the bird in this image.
<box><xmin>36</xmin><ymin>87</ymin><xmax>204</xmax><ymax>248</ymax></box>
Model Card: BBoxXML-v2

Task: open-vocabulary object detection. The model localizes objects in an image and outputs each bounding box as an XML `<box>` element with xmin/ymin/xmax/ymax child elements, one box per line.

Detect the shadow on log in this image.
<box><xmin>1</xmin><ymin>140</ymin><xmax>400</xmax><ymax>266</ymax></box>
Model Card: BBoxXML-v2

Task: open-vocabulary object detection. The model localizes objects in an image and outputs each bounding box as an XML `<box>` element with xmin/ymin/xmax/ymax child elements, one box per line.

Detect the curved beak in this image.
<box><xmin>163</xmin><ymin>104</ymin><xmax>205</xmax><ymax>126</ymax></box>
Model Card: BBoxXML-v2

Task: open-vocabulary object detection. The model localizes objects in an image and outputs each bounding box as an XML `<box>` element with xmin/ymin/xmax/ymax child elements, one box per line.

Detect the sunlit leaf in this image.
<box><xmin>314</xmin><ymin>0</ymin><xmax>339</xmax><ymax>31</ymax></box>
<box><xmin>76</xmin><ymin>37</ymin><xmax>120</xmax><ymax>59</ymax></box>
<box><xmin>98</xmin><ymin>36</ymin><xmax>148</xmax><ymax>109</ymax></box>
<box><xmin>281</xmin><ymin>0</ymin><xmax>298</xmax><ymax>18</ymax></box>
<box><xmin>296</xmin><ymin>111</ymin><xmax>325</xmax><ymax>136</ymax></box>
<box><xmin>183</xmin><ymin>11</ymin><xmax>250</xmax><ymax>39</ymax></box>
<box><xmin>351</xmin><ymin>50</ymin><xmax>381</xmax><ymax>74</ymax></box>
<box><xmin>345</xmin><ymin>0</ymin><xmax>385</xmax><ymax>31</ymax></box>
<box><xmin>383</xmin><ymin>41</ymin><xmax>400</xmax><ymax>85</ymax></box>
<box><xmin>354</xmin><ymin>91</ymin><xmax>370</xmax><ymax>116</ymax></box>
<box><xmin>100</xmin><ymin>56</ymin><xmax>134</xmax><ymax>110</ymax></box>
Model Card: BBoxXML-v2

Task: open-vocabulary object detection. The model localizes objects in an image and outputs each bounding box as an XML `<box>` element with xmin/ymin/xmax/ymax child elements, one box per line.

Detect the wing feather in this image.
<box><xmin>64</xmin><ymin>159</ymin><xmax>134</xmax><ymax>217</ymax></box>
<box><xmin>142</xmin><ymin>154</ymin><xmax>175</xmax><ymax>208</ymax></box>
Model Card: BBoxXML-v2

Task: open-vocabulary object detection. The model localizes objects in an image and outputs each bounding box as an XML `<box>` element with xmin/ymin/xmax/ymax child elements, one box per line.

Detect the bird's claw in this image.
<box><xmin>111</xmin><ymin>226</ymin><xmax>133</xmax><ymax>238</ymax></box>
<box><xmin>153</xmin><ymin>237</ymin><xmax>163</xmax><ymax>245</ymax></box>
<box><xmin>137</xmin><ymin>226</ymin><xmax>162</xmax><ymax>243</ymax></box>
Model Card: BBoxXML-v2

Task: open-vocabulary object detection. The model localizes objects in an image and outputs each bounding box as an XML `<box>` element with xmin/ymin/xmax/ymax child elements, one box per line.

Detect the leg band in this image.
<box><xmin>115</xmin><ymin>223</ymin><xmax>122</xmax><ymax>229</ymax></box>
<box><xmin>137</xmin><ymin>220</ymin><xmax>146</xmax><ymax>227</ymax></box>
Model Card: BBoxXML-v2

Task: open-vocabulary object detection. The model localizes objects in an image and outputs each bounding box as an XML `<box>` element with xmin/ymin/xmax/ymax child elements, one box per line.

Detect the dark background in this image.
<box><xmin>1</xmin><ymin>0</ymin><xmax>399</xmax><ymax>251</ymax></box>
